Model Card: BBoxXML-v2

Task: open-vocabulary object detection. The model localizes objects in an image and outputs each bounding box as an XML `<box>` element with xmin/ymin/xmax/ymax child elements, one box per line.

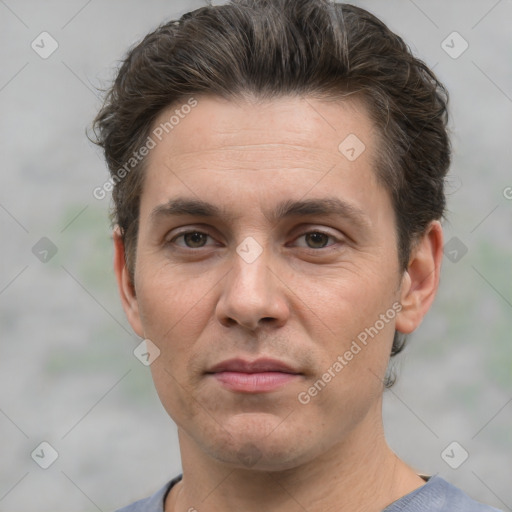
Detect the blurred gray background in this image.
<box><xmin>0</xmin><ymin>0</ymin><xmax>511</xmax><ymax>511</ymax></box>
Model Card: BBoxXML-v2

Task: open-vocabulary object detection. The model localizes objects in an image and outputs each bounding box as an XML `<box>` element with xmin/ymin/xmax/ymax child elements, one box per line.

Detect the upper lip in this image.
<box><xmin>207</xmin><ymin>358</ymin><xmax>300</xmax><ymax>374</ymax></box>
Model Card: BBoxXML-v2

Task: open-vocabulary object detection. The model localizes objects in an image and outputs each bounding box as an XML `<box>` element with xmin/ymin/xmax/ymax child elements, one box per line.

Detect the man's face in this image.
<box><xmin>122</xmin><ymin>95</ymin><xmax>407</xmax><ymax>470</ymax></box>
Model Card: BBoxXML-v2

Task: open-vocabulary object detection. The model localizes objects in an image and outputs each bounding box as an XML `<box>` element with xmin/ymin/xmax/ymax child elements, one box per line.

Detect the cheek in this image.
<box><xmin>299</xmin><ymin>317</ymin><xmax>396</xmax><ymax>434</ymax></box>
<box><xmin>135</xmin><ymin>267</ymin><xmax>214</xmax><ymax>399</ymax></box>
<box><xmin>136</xmin><ymin>260</ymin><xmax>212</xmax><ymax>336</ymax></box>
<box><xmin>312</xmin><ymin>263</ymin><xmax>399</xmax><ymax>337</ymax></box>
<box><xmin>139</xmin><ymin>273</ymin><xmax>210</xmax><ymax>425</ymax></box>
<box><xmin>302</xmin><ymin>267</ymin><xmax>400</xmax><ymax>398</ymax></box>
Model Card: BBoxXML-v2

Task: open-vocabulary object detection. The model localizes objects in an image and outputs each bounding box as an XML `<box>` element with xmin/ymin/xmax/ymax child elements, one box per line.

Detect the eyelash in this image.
<box><xmin>167</xmin><ymin>229</ymin><xmax>342</xmax><ymax>252</ymax></box>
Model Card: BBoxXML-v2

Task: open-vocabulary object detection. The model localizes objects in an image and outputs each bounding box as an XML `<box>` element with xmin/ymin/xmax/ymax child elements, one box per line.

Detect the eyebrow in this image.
<box><xmin>150</xmin><ymin>196</ymin><xmax>371</xmax><ymax>229</ymax></box>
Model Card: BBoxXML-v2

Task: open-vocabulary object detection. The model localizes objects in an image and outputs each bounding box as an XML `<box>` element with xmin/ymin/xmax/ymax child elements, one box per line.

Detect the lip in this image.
<box><xmin>206</xmin><ymin>358</ymin><xmax>302</xmax><ymax>393</ymax></box>
<box><xmin>208</xmin><ymin>358</ymin><xmax>299</xmax><ymax>374</ymax></box>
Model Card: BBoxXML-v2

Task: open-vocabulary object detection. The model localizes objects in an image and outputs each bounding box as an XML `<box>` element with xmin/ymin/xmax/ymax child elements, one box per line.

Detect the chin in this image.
<box><xmin>210</xmin><ymin>440</ymin><xmax>310</xmax><ymax>472</ymax></box>
<box><xmin>197</xmin><ymin>413</ymin><xmax>321</xmax><ymax>471</ymax></box>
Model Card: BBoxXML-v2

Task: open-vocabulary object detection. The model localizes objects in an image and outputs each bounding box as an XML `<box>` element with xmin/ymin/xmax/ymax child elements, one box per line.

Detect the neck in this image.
<box><xmin>166</xmin><ymin>401</ymin><xmax>425</xmax><ymax>512</ymax></box>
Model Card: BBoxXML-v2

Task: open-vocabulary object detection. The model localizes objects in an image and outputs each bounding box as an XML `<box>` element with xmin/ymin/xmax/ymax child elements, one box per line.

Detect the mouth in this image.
<box><xmin>205</xmin><ymin>358</ymin><xmax>302</xmax><ymax>393</ymax></box>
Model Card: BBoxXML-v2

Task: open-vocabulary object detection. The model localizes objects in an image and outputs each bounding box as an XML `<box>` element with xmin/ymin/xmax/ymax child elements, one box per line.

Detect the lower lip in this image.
<box><xmin>211</xmin><ymin>371</ymin><xmax>300</xmax><ymax>392</ymax></box>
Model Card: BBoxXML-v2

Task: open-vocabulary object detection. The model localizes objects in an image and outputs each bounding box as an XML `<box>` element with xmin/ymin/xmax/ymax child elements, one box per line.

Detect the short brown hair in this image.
<box><xmin>92</xmin><ymin>0</ymin><xmax>450</xmax><ymax>380</ymax></box>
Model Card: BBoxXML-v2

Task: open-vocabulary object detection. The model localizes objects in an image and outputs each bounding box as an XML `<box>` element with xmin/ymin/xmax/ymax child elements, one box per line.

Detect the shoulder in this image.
<box><xmin>113</xmin><ymin>475</ymin><xmax>181</xmax><ymax>512</ymax></box>
<box><xmin>384</xmin><ymin>475</ymin><xmax>503</xmax><ymax>512</ymax></box>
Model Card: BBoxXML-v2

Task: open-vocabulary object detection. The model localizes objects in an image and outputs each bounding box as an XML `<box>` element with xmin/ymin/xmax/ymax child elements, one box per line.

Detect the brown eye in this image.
<box><xmin>171</xmin><ymin>231</ymin><xmax>211</xmax><ymax>248</ymax></box>
<box><xmin>292</xmin><ymin>230</ymin><xmax>339</xmax><ymax>250</ymax></box>
<box><xmin>304</xmin><ymin>232</ymin><xmax>330</xmax><ymax>249</ymax></box>
<box><xmin>184</xmin><ymin>232</ymin><xmax>208</xmax><ymax>248</ymax></box>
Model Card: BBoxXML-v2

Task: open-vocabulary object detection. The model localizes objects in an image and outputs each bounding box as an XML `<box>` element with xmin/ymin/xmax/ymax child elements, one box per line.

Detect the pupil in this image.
<box><xmin>307</xmin><ymin>232</ymin><xmax>327</xmax><ymax>248</ymax></box>
<box><xmin>185</xmin><ymin>232</ymin><xmax>206</xmax><ymax>247</ymax></box>
<box><xmin>182</xmin><ymin>232</ymin><xmax>328</xmax><ymax>249</ymax></box>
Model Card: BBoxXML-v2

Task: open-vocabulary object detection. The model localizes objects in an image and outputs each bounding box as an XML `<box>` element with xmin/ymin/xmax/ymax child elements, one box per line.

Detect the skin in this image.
<box><xmin>114</xmin><ymin>94</ymin><xmax>444</xmax><ymax>512</ymax></box>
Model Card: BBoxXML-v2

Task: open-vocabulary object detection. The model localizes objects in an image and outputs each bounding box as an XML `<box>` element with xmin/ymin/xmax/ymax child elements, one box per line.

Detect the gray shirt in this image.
<box><xmin>114</xmin><ymin>474</ymin><xmax>502</xmax><ymax>512</ymax></box>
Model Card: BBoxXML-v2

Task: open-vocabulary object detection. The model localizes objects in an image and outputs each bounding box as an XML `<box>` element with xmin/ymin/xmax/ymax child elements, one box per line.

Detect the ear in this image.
<box><xmin>395</xmin><ymin>220</ymin><xmax>444</xmax><ymax>334</ymax></box>
<box><xmin>113</xmin><ymin>226</ymin><xmax>144</xmax><ymax>338</ymax></box>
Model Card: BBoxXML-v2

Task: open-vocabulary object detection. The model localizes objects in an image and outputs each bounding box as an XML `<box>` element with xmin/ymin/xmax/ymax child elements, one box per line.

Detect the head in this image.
<box><xmin>93</xmin><ymin>0</ymin><xmax>449</xmax><ymax>471</ymax></box>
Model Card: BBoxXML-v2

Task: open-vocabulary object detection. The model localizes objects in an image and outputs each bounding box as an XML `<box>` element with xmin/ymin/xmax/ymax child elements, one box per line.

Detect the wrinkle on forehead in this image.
<box><xmin>143</xmin><ymin>94</ymin><xmax>382</xmax><ymax>212</ymax></box>
<box><xmin>159</xmin><ymin>143</ymin><xmax>344</xmax><ymax>175</ymax></box>
<box><xmin>149</xmin><ymin>93</ymin><xmax>376</xmax><ymax>157</ymax></box>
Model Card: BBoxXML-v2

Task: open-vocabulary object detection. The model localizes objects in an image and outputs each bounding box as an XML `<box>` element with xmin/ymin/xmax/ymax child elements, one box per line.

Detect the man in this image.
<box><xmin>92</xmin><ymin>1</ymin><xmax>501</xmax><ymax>511</ymax></box>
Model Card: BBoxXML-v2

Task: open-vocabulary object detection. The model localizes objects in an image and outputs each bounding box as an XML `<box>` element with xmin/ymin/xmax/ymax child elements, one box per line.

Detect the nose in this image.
<box><xmin>215</xmin><ymin>241</ymin><xmax>289</xmax><ymax>331</ymax></box>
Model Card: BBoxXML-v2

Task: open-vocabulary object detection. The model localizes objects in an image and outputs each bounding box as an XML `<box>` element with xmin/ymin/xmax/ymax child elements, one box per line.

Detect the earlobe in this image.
<box><xmin>395</xmin><ymin>221</ymin><xmax>444</xmax><ymax>335</ymax></box>
<box><xmin>113</xmin><ymin>226</ymin><xmax>144</xmax><ymax>338</ymax></box>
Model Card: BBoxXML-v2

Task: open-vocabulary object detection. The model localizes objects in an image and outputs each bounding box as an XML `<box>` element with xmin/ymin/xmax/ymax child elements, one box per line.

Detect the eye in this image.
<box><xmin>293</xmin><ymin>230</ymin><xmax>340</xmax><ymax>250</ymax></box>
<box><xmin>167</xmin><ymin>229</ymin><xmax>342</xmax><ymax>251</ymax></box>
<box><xmin>169</xmin><ymin>230</ymin><xmax>215</xmax><ymax>249</ymax></box>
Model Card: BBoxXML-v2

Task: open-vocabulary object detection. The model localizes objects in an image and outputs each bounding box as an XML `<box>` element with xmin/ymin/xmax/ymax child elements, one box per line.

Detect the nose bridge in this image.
<box><xmin>231</xmin><ymin>235</ymin><xmax>272</xmax><ymax>304</ymax></box>
<box><xmin>216</xmin><ymin>235</ymin><xmax>287</xmax><ymax>330</ymax></box>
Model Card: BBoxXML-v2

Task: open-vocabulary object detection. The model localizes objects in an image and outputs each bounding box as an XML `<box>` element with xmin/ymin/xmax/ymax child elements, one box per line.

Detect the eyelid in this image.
<box><xmin>167</xmin><ymin>228</ymin><xmax>218</xmax><ymax>247</ymax></box>
<box><xmin>290</xmin><ymin>228</ymin><xmax>342</xmax><ymax>249</ymax></box>
<box><xmin>166</xmin><ymin>226</ymin><xmax>344</xmax><ymax>251</ymax></box>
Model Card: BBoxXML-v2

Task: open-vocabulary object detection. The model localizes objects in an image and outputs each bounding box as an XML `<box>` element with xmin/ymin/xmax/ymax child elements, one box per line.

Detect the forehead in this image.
<box><xmin>140</xmin><ymin>94</ymin><xmax>386</xmax><ymax>222</ymax></box>
<box><xmin>149</xmin><ymin>94</ymin><xmax>376</xmax><ymax>166</ymax></box>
